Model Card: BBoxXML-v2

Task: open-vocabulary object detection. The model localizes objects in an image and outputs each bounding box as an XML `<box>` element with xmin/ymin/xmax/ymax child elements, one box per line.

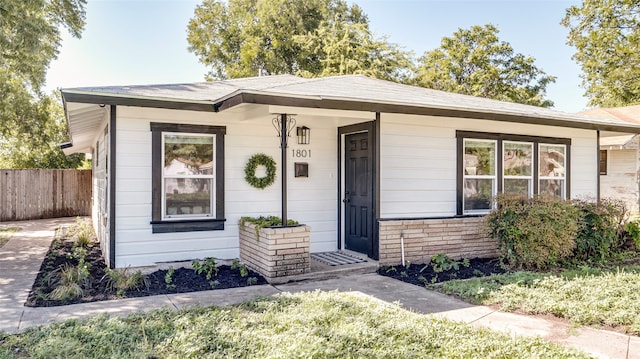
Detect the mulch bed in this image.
<box><xmin>377</xmin><ymin>257</ymin><xmax>507</xmax><ymax>287</ymax></box>
<box><xmin>26</xmin><ymin>234</ymin><xmax>267</xmax><ymax>307</ymax></box>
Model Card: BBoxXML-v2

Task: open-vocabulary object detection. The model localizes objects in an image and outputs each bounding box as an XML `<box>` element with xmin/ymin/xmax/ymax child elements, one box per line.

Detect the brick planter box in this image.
<box><xmin>239</xmin><ymin>223</ymin><xmax>311</xmax><ymax>281</ymax></box>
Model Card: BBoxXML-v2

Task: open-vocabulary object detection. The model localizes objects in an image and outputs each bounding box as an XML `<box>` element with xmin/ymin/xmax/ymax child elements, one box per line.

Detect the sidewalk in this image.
<box><xmin>1</xmin><ymin>218</ymin><xmax>638</xmax><ymax>359</ymax></box>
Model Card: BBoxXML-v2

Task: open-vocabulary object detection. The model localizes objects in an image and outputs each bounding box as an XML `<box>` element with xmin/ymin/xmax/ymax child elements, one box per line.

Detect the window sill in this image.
<box><xmin>150</xmin><ymin>218</ymin><xmax>226</xmax><ymax>233</ymax></box>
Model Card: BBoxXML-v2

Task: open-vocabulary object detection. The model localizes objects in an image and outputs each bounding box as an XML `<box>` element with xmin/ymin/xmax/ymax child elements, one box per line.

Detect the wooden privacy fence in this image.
<box><xmin>0</xmin><ymin>169</ymin><xmax>92</xmax><ymax>222</ymax></box>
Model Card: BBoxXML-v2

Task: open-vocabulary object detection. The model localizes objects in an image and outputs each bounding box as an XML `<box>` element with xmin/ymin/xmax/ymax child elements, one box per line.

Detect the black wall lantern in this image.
<box><xmin>296</xmin><ymin>126</ymin><xmax>310</xmax><ymax>145</ymax></box>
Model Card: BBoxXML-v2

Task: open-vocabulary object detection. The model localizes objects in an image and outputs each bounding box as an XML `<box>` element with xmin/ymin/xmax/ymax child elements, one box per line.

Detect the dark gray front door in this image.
<box><xmin>344</xmin><ymin>132</ymin><xmax>373</xmax><ymax>256</ymax></box>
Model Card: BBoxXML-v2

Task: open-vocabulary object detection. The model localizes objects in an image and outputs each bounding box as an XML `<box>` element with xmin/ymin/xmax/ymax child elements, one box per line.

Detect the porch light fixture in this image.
<box><xmin>296</xmin><ymin>126</ymin><xmax>310</xmax><ymax>145</ymax></box>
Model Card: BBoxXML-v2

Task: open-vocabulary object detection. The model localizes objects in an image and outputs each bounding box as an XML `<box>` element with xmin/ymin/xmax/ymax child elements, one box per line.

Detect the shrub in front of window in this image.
<box><xmin>573</xmin><ymin>198</ymin><xmax>627</xmax><ymax>263</ymax></box>
<box><xmin>485</xmin><ymin>195</ymin><xmax>580</xmax><ymax>270</ymax></box>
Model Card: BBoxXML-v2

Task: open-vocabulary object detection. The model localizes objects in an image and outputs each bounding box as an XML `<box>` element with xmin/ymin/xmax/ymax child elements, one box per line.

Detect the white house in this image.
<box><xmin>60</xmin><ymin>75</ymin><xmax>640</xmax><ymax>269</ymax></box>
<box><xmin>579</xmin><ymin>105</ymin><xmax>640</xmax><ymax>214</ymax></box>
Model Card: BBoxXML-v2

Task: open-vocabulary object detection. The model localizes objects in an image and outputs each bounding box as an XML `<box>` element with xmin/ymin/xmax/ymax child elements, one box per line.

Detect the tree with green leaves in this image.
<box><xmin>0</xmin><ymin>0</ymin><xmax>87</xmax><ymax>168</ymax></box>
<box><xmin>414</xmin><ymin>24</ymin><xmax>556</xmax><ymax>108</ymax></box>
<box><xmin>562</xmin><ymin>0</ymin><xmax>640</xmax><ymax>107</ymax></box>
<box><xmin>294</xmin><ymin>20</ymin><xmax>412</xmax><ymax>82</ymax></box>
<box><xmin>187</xmin><ymin>0</ymin><xmax>411</xmax><ymax>81</ymax></box>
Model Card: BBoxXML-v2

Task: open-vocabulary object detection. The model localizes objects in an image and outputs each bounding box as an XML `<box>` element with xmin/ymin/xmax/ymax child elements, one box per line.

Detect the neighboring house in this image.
<box><xmin>60</xmin><ymin>75</ymin><xmax>640</xmax><ymax>269</ymax></box>
<box><xmin>579</xmin><ymin>106</ymin><xmax>640</xmax><ymax>214</ymax></box>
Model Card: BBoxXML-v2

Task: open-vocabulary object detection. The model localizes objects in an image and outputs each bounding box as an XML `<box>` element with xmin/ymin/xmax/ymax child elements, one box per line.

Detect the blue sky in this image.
<box><xmin>45</xmin><ymin>0</ymin><xmax>586</xmax><ymax>112</ymax></box>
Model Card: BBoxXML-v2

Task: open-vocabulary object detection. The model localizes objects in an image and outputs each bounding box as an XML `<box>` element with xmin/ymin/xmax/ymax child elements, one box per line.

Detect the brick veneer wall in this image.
<box><xmin>239</xmin><ymin>223</ymin><xmax>311</xmax><ymax>280</ymax></box>
<box><xmin>378</xmin><ymin>217</ymin><xmax>498</xmax><ymax>265</ymax></box>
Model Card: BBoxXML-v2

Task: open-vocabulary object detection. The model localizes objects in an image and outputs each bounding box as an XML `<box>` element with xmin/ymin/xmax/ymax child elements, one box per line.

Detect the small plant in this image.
<box><xmin>400</xmin><ymin>271</ymin><xmax>408</xmax><ymax>278</ymax></box>
<box><xmin>49</xmin><ymin>282</ymin><xmax>83</xmax><ymax>301</ymax></box>
<box><xmin>165</xmin><ymin>266</ymin><xmax>176</xmax><ymax>290</ymax></box>
<box><xmin>239</xmin><ymin>264</ymin><xmax>249</xmax><ymax>277</ymax></box>
<box><xmin>69</xmin><ymin>217</ymin><xmax>94</xmax><ymax>248</ymax></box>
<box><xmin>384</xmin><ymin>266</ymin><xmax>397</xmax><ymax>273</ymax></box>
<box><xmin>75</xmin><ymin>229</ymin><xmax>91</xmax><ymax>248</ymax></box>
<box><xmin>47</xmin><ymin>263</ymin><xmax>90</xmax><ymax>301</ymax></box>
<box><xmin>462</xmin><ymin>258</ymin><xmax>471</xmax><ymax>268</ymax></box>
<box><xmin>192</xmin><ymin>257</ymin><xmax>219</xmax><ymax>280</ymax></box>
<box><xmin>417</xmin><ymin>276</ymin><xmax>427</xmax><ymax>284</ymax></box>
<box><xmin>247</xmin><ymin>277</ymin><xmax>258</xmax><ymax>285</ymax></box>
<box><xmin>231</xmin><ymin>259</ymin><xmax>250</xmax><ymax>277</ymax></box>
<box><xmin>231</xmin><ymin>258</ymin><xmax>241</xmax><ymax>270</ymax></box>
<box><xmin>430</xmin><ymin>253</ymin><xmax>457</xmax><ymax>273</ymax></box>
<box><xmin>209</xmin><ymin>280</ymin><xmax>220</xmax><ymax>288</ymax></box>
<box><xmin>103</xmin><ymin>268</ymin><xmax>148</xmax><ymax>296</ymax></box>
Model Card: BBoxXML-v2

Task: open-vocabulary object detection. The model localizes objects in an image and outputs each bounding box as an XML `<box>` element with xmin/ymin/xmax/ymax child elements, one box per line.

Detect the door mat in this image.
<box><xmin>311</xmin><ymin>251</ymin><xmax>367</xmax><ymax>266</ymax></box>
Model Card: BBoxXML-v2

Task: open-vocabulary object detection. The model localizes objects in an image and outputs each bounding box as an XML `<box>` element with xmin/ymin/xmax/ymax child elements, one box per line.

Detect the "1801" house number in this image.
<box><xmin>291</xmin><ymin>149</ymin><xmax>311</xmax><ymax>158</ymax></box>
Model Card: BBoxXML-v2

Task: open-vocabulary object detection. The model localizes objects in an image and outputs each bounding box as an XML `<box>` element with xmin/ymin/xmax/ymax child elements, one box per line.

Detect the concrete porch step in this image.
<box><xmin>268</xmin><ymin>251</ymin><xmax>378</xmax><ymax>284</ymax></box>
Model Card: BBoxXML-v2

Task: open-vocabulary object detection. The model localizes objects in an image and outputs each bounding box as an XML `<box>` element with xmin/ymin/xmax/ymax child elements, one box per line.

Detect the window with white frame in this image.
<box><xmin>503</xmin><ymin>141</ymin><xmax>533</xmax><ymax>197</ymax></box>
<box><xmin>539</xmin><ymin>144</ymin><xmax>566</xmax><ymax>198</ymax></box>
<box><xmin>150</xmin><ymin>123</ymin><xmax>226</xmax><ymax>233</ymax></box>
<box><xmin>162</xmin><ymin>133</ymin><xmax>215</xmax><ymax>219</ymax></box>
<box><xmin>463</xmin><ymin>139</ymin><xmax>497</xmax><ymax>213</ymax></box>
<box><xmin>457</xmin><ymin>131</ymin><xmax>570</xmax><ymax>215</ymax></box>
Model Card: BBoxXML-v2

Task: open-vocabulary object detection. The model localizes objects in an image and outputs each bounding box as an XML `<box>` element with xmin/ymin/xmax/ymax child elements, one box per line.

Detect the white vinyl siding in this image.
<box><xmin>379</xmin><ymin>113</ymin><xmax>598</xmax><ymax>218</ymax></box>
<box><xmin>114</xmin><ymin>105</ymin><xmax>365</xmax><ymax>267</ymax></box>
<box><xmin>601</xmin><ymin>148</ymin><xmax>639</xmax><ymax>213</ymax></box>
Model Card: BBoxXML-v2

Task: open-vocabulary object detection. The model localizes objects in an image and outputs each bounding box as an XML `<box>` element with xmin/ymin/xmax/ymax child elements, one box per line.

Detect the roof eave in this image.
<box><xmin>215</xmin><ymin>92</ymin><xmax>640</xmax><ymax>134</ymax></box>
<box><xmin>61</xmin><ymin>89</ymin><xmax>218</xmax><ymax>112</ymax></box>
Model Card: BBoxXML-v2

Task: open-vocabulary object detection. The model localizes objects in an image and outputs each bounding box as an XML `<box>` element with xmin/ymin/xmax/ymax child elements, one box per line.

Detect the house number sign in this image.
<box><xmin>291</xmin><ymin>149</ymin><xmax>311</xmax><ymax>158</ymax></box>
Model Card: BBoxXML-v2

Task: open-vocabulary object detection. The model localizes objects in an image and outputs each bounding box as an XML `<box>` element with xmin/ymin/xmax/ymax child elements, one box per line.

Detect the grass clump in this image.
<box><xmin>0</xmin><ymin>227</ymin><xmax>19</xmax><ymax>248</ymax></box>
<box><xmin>103</xmin><ymin>268</ymin><xmax>148</xmax><ymax>296</ymax></box>
<box><xmin>438</xmin><ymin>266</ymin><xmax>640</xmax><ymax>334</ymax></box>
<box><xmin>0</xmin><ymin>291</ymin><xmax>589</xmax><ymax>358</ymax></box>
<box><xmin>68</xmin><ymin>217</ymin><xmax>95</xmax><ymax>248</ymax></box>
<box><xmin>48</xmin><ymin>263</ymin><xmax>90</xmax><ymax>301</ymax></box>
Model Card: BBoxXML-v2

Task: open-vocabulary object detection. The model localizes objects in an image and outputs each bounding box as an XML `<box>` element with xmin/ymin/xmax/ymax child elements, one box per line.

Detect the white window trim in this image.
<box><xmin>503</xmin><ymin>141</ymin><xmax>534</xmax><ymax>198</ymax></box>
<box><xmin>538</xmin><ymin>143</ymin><xmax>567</xmax><ymax>199</ymax></box>
<box><xmin>463</xmin><ymin>139</ymin><xmax>497</xmax><ymax>214</ymax></box>
<box><xmin>161</xmin><ymin>132</ymin><xmax>216</xmax><ymax>221</ymax></box>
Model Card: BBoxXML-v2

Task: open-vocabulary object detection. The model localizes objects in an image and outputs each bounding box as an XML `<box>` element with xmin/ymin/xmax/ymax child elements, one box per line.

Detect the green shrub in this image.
<box><xmin>624</xmin><ymin>220</ymin><xmax>640</xmax><ymax>250</ymax></box>
<box><xmin>485</xmin><ymin>195</ymin><xmax>580</xmax><ymax>270</ymax></box>
<box><xmin>573</xmin><ymin>198</ymin><xmax>627</xmax><ymax>263</ymax></box>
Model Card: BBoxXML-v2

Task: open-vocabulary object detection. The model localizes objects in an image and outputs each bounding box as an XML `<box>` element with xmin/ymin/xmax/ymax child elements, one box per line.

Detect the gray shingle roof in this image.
<box><xmin>61</xmin><ymin>74</ymin><xmax>640</xmax><ymax>133</ymax></box>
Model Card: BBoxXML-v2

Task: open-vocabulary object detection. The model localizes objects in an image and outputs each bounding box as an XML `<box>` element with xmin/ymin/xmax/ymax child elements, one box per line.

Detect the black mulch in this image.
<box><xmin>377</xmin><ymin>258</ymin><xmax>507</xmax><ymax>287</ymax></box>
<box><xmin>26</xmin><ymin>236</ymin><xmax>267</xmax><ymax>307</ymax></box>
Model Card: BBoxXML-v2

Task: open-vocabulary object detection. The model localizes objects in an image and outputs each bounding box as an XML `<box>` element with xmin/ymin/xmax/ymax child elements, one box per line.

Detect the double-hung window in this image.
<box><xmin>539</xmin><ymin>144</ymin><xmax>567</xmax><ymax>198</ymax></box>
<box><xmin>150</xmin><ymin>123</ymin><xmax>226</xmax><ymax>233</ymax></box>
<box><xmin>503</xmin><ymin>141</ymin><xmax>533</xmax><ymax>197</ymax></box>
<box><xmin>457</xmin><ymin>131</ymin><xmax>570</xmax><ymax>215</ymax></box>
<box><xmin>463</xmin><ymin>139</ymin><xmax>497</xmax><ymax>213</ymax></box>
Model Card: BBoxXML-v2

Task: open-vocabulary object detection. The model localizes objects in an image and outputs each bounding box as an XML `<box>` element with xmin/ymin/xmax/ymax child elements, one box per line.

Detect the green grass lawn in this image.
<box><xmin>0</xmin><ymin>227</ymin><xmax>19</xmax><ymax>248</ymax></box>
<box><xmin>436</xmin><ymin>266</ymin><xmax>640</xmax><ymax>335</ymax></box>
<box><xmin>0</xmin><ymin>291</ymin><xmax>588</xmax><ymax>359</ymax></box>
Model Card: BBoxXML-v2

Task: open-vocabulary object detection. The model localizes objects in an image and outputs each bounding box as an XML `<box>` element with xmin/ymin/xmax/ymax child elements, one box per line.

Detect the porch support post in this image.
<box><xmin>280</xmin><ymin>113</ymin><xmax>288</xmax><ymax>227</ymax></box>
<box><xmin>597</xmin><ymin>130</ymin><xmax>601</xmax><ymax>206</ymax></box>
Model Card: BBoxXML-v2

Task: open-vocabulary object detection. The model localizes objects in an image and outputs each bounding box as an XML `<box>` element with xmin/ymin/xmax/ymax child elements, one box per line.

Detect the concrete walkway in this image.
<box><xmin>1</xmin><ymin>218</ymin><xmax>638</xmax><ymax>359</ymax></box>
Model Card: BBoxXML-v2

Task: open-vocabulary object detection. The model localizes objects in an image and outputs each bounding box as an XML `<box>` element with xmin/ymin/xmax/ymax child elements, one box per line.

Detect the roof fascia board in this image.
<box><xmin>62</xmin><ymin>91</ymin><xmax>216</xmax><ymax>112</ymax></box>
<box><xmin>215</xmin><ymin>92</ymin><xmax>640</xmax><ymax>134</ymax></box>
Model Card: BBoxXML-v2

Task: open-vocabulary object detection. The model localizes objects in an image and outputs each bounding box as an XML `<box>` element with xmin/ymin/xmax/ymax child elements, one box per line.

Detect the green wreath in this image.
<box><xmin>244</xmin><ymin>153</ymin><xmax>277</xmax><ymax>189</ymax></box>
